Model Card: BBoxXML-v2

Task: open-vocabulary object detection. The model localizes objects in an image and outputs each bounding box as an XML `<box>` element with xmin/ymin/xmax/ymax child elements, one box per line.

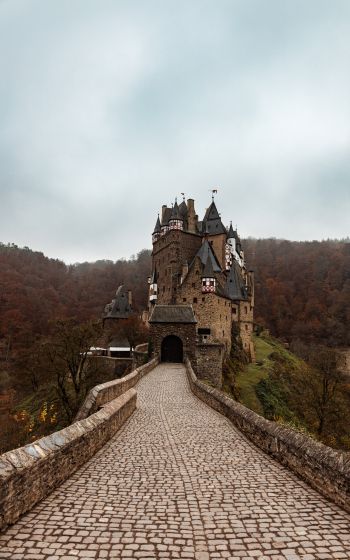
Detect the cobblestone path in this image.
<box><xmin>1</xmin><ymin>363</ymin><xmax>350</xmax><ymax>560</ymax></box>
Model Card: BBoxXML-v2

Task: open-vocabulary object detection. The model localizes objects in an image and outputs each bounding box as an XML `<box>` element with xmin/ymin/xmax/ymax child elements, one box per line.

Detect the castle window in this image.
<box><xmin>245</xmin><ymin>324</ymin><xmax>248</xmax><ymax>330</ymax></box>
<box><xmin>183</xmin><ymin>298</ymin><xmax>187</xmax><ymax>302</ymax></box>
<box><xmin>232</xmin><ymin>308</ymin><xmax>237</xmax><ymax>314</ymax></box>
<box><xmin>193</xmin><ymin>297</ymin><xmax>197</xmax><ymax>303</ymax></box>
<box><xmin>198</xmin><ymin>328</ymin><xmax>211</xmax><ymax>335</ymax></box>
<box><xmin>245</xmin><ymin>306</ymin><xmax>248</xmax><ymax>314</ymax></box>
<box><xmin>202</xmin><ymin>297</ymin><xmax>205</xmax><ymax>302</ymax></box>
<box><xmin>192</xmin><ymin>283</ymin><xmax>195</xmax><ymax>288</ymax></box>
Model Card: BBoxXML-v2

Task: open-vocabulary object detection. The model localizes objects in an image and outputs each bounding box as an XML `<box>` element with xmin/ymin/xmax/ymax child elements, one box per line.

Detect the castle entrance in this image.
<box><xmin>161</xmin><ymin>335</ymin><xmax>183</xmax><ymax>363</ymax></box>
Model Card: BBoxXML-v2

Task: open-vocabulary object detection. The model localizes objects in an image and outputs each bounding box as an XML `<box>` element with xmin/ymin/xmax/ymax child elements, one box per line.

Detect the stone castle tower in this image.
<box><xmin>147</xmin><ymin>196</ymin><xmax>255</xmax><ymax>387</ymax></box>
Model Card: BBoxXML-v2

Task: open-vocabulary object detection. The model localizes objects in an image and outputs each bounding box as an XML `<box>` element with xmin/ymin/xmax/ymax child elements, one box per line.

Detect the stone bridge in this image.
<box><xmin>0</xmin><ymin>362</ymin><xmax>350</xmax><ymax>559</ymax></box>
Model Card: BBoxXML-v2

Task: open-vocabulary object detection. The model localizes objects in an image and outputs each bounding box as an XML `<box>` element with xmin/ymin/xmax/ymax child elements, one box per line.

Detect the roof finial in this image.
<box><xmin>210</xmin><ymin>187</ymin><xmax>219</xmax><ymax>200</ymax></box>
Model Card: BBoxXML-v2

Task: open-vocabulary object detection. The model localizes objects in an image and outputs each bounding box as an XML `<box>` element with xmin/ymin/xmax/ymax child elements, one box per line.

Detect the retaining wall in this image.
<box><xmin>0</xmin><ymin>389</ymin><xmax>136</xmax><ymax>531</ymax></box>
<box><xmin>186</xmin><ymin>358</ymin><xmax>350</xmax><ymax>513</ymax></box>
<box><xmin>75</xmin><ymin>357</ymin><xmax>158</xmax><ymax>421</ymax></box>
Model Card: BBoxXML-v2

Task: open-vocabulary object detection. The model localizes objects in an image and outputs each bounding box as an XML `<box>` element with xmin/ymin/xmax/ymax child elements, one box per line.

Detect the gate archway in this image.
<box><xmin>161</xmin><ymin>335</ymin><xmax>183</xmax><ymax>363</ymax></box>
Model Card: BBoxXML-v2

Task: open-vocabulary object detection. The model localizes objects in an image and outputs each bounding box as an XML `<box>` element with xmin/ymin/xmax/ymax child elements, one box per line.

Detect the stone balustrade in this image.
<box><xmin>185</xmin><ymin>358</ymin><xmax>350</xmax><ymax>513</ymax></box>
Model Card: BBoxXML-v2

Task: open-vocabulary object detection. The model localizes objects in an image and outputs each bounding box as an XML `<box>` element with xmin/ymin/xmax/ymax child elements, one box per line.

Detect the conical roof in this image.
<box><xmin>204</xmin><ymin>201</ymin><xmax>220</xmax><ymax>221</ymax></box>
<box><xmin>179</xmin><ymin>200</ymin><xmax>188</xmax><ymax>217</ymax></box>
<box><xmin>170</xmin><ymin>200</ymin><xmax>182</xmax><ymax>220</ymax></box>
<box><xmin>202</xmin><ymin>252</ymin><xmax>215</xmax><ymax>278</ymax></box>
<box><xmin>227</xmin><ymin>222</ymin><xmax>235</xmax><ymax>239</ymax></box>
<box><xmin>153</xmin><ymin>215</ymin><xmax>161</xmax><ymax>234</ymax></box>
<box><xmin>202</xmin><ymin>200</ymin><xmax>226</xmax><ymax>235</ymax></box>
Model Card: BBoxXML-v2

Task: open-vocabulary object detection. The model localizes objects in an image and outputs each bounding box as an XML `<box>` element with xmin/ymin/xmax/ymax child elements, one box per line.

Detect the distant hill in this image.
<box><xmin>0</xmin><ymin>238</ymin><xmax>349</xmax><ymax>354</ymax></box>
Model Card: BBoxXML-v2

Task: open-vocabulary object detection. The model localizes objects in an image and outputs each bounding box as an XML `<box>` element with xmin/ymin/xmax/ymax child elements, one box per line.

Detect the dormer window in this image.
<box><xmin>152</xmin><ymin>232</ymin><xmax>160</xmax><ymax>243</ymax></box>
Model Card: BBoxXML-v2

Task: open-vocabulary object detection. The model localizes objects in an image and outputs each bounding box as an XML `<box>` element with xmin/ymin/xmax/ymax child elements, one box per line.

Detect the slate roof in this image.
<box><xmin>227</xmin><ymin>223</ymin><xmax>235</xmax><ymax>239</ymax></box>
<box><xmin>202</xmin><ymin>252</ymin><xmax>216</xmax><ymax>278</ymax></box>
<box><xmin>226</xmin><ymin>260</ymin><xmax>248</xmax><ymax>301</ymax></box>
<box><xmin>193</xmin><ymin>240</ymin><xmax>222</xmax><ymax>273</ymax></box>
<box><xmin>202</xmin><ymin>201</ymin><xmax>226</xmax><ymax>235</ymax></box>
<box><xmin>161</xmin><ymin>207</ymin><xmax>172</xmax><ymax>226</ymax></box>
<box><xmin>179</xmin><ymin>200</ymin><xmax>188</xmax><ymax>217</ymax></box>
<box><xmin>104</xmin><ymin>285</ymin><xmax>133</xmax><ymax>319</ymax></box>
<box><xmin>153</xmin><ymin>215</ymin><xmax>161</xmax><ymax>233</ymax></box>
<box><xmin>149</xmin><ymin>305</ymin><xmax>197</xmax><ymax>323</ymax></box>
<box><xmin>170</xmin><ymin>200</ymin><xmax>182</xmax><ymax>220</ymax></box>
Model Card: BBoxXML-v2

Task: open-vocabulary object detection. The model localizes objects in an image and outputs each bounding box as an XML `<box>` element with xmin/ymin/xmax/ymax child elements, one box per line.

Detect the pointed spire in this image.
<box><xmin>202</xmin><ymin>253</ymin><xmax>215</xmax><ymax>278</ymax></box>
<box><xmin>170</xmin><ymin>199</ymin><xmax>181</xmax><ymax>220</ymax></box>
<box><xmin>153</xmin><ymin>214</ymin><xmax>161</xmax><ymax>234</ymax></box>
<box><xmin>227</xmin><ymin>221</ymin><xmax>235</xmax><ymax>239</ymax></box>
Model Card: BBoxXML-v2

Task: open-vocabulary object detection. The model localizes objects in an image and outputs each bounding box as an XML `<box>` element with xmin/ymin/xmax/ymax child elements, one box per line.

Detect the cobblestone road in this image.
<box><xmin>1</xmin><ymin>364</ymin><xmax>350</xmax><ymax>560</ymax></box>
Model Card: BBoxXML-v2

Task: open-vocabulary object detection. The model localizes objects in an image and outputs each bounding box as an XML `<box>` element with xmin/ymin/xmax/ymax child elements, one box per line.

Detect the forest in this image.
<box><xmin>0</xmin><ymin>238</ymin><xmax>349</xmax><ymax>451</ymax></box>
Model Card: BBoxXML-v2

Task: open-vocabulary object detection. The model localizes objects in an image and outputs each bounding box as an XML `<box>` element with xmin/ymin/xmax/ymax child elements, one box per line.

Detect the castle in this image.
<box><xmin>148</xmin><ymin>196</ymin><xmax>255</xmax><ymax>387</ymax></box>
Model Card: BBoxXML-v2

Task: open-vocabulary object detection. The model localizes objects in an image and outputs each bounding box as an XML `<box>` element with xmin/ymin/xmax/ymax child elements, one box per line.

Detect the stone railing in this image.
<box><xmin>0</xmin><ymin>357</ymin><xmax>159</xmax><ymax>531</ymax></box>
<box><xmin>185</xmin><ymin>358</ymin><xmax>350</xmax><ymax>513</ymax></box>
<box><xmin>0</xmin><ymin>389</ymin><xmax>136</xmax><ymax>531</ymax></box>
<box><xmin>75</xmin><ymin>357</ymin><xmax>158</xmax><ymax>421</ymax></box>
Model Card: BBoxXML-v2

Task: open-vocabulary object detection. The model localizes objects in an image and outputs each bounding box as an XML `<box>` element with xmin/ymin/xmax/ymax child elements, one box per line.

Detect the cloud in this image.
<box><xmin>0</xmin><ymin>0</ymin><xmax>349</xmax><ymax>262</ymax></box>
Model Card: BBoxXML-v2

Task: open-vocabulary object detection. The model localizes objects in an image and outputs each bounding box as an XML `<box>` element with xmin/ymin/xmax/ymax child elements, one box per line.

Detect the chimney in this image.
<box><xmin>187</xmin><ymin>198</ymin><xmax>197</xmax><ymax>233</ymax></box>
<box><xmin>161</xmin><ymin>205</ymin><xmax>167</xmax><ymax>224</ymax></box>
<box><xmin>128</xmin><ymin>290</ymin><xmax>132</xmax><ymax>307</ymax></box>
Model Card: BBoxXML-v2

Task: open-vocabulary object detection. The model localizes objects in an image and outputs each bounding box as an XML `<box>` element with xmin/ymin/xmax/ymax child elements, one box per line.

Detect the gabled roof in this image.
<box><xmin>194</xmin><ymin>240</ymin><xmax>222</xmax><ymax>273</ymax></box>
<box><xmin>104</xmin><ymin>285</ymin><xmax>133</xmax><ymax>319</ymax></box>
<box><xmin>149</xmin><ymin>305</ymin><xmax>197</xmax><ymax>324</ymax></box>
<box><xmin>226</xmin><ymin>260</ymin><xmax>248</xmax><ymax>301</ymax></box>
<box><xmin>153</xmin><ymin>215</ymin><xmax>161</xmax><ymax>234</ymax></box>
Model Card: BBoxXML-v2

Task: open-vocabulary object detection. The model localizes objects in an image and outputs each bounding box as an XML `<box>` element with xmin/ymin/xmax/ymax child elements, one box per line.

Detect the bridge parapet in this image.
<box><xmin>0</xmin><ymin>357</ymin><xmax>158</xmax><ymax>532</ymax></box>
<box><xmin>75</xmin><ymin>357</ymin><xmax>158</xmax><ymax>421</ymax></box>
<box><xmin>185</xmin><ymin>358</ymin><xmax>350</xmax><ymax>513</ymax></box>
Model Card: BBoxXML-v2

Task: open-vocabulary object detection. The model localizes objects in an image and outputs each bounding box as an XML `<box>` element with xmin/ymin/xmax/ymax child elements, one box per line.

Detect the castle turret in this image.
<box><xmin>152</xmin><ymin>215</ymin><xmax>161</xmax><ymax>243</ymax></box>
<box><xmin>201</xmin><ymin>251</ymin><xmax>217</xmax><ymax>293</ymax></box>
<box><xmin>149</xmin><ymin>268</ymin><xmax>158</xmax><ymax>305</ymax></box>
<box><xmin>169</xmin><ymin>200</ymin><xmax>184</xmax><ymax>231</ymax></box>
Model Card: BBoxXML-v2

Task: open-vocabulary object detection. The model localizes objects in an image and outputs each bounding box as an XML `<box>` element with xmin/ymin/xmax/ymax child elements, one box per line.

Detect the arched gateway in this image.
<box><xmin>161</xmin><ymin>335</ymin><xmax>183</xmax><ymax>362</ymax></box>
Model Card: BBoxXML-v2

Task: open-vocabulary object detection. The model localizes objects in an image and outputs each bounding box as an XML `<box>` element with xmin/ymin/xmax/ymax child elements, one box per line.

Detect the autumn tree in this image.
<box><xmin>43</xmin><ymin>319</ymin><xmax>103</xmax><ymax>422</ymax></box>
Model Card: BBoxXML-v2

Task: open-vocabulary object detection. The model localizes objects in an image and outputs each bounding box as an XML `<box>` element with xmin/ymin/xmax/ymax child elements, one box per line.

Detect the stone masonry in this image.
<box><xmin>1</xmin><ymin>363</ymin><xmax>349</xmax><ymax>559</ymax></box>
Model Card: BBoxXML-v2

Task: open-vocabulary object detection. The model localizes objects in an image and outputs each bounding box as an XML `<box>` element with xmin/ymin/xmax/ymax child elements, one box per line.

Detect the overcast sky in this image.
<box><xmin>0</xmin><ymin>0</ymin><xmax>349</xmax><ymax>263</ymax></box>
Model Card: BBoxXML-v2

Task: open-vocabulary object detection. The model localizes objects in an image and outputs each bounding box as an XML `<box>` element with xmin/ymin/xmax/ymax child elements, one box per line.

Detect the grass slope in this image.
<box><xmin>236</xmin><ymin>334</ymin><xmax>301</xmax><ymax>415</ymax></box>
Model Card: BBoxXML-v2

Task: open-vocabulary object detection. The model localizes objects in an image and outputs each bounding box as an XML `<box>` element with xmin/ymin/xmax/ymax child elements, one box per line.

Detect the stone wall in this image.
<box><xmin>194</xmin><ymin>343</ymin><xmax>224</xmax><ymax>388</ymax></box>
<box><xmin>179</xmin><ymin>259</ymin><xmax>232</xmax><ymax>350</ymax></box>
<box><xmin>150</xmin><ymin>323</ymin><xmax>196</xmax><ymax>364</ymax></box>
<box><xmin>0</xmin><ymin>389</ymin><xmax>136</xmax><ymax>531</ymax></box>
<box><xmin>185</xmin><ymin>359</ymin><xmax>350</xmax><ymax>513</ymax></box>
<box><xmin>75</xmin><ymin>357</ymin><xmax>158</xmax><ymax>421</ymax></box>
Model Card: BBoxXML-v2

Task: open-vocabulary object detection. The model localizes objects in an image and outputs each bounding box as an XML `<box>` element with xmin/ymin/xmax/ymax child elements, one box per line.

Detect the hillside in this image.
<box><xmin>237</xmin><ymin>333</ymin><xmax>350</xmax><ymax>450</ymax></box>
